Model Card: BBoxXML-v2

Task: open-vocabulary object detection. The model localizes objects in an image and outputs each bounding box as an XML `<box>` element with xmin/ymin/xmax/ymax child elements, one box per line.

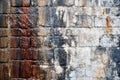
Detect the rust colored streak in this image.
<box><xmin>3</xmin><ymin>16</ymin><xmax>7</xmax><ymax>27</ymax></box>
<box><xmin>105</xmin><ymin>16</ymin><xmax>111</xmax><ymax>35</ymax></box>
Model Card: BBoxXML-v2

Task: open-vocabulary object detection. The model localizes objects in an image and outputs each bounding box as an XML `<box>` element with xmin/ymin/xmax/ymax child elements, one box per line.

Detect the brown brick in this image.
<box><xmin>11</xmin><ymin>61</ymin><xmax>20</xmax><ymax>78</ymax></box>
<box><xmin>20</xmin><ymin>49</ymin><xmax>38</xmax><ymax>60</ymax></box>
<box><xmin>0</xmin><ymin>37</ymin><xmax>8</xmax><ymax>48</ymax></box>
<box><xmin>11</xmin><ymin>28</ymin><xmax>30</xmax><ymax>36</ymax></box>
<box><xmin>10</xmin><ymin>7</ymin><xmax>38</xmax><ymax>14</ymax></box>
<box><xmin>0</xmin><ymin>15</ymin><xmax>8</xmax><ymax>28</ymax></box>
<box><xmin>20</xmin><ymin>49</ymin><xmax>30</xmax><ymax>60</ymax></box>
<box><xmin>9</xmin><ymin>49</ymin><xmax>21</xmax><ymax>60</ymax></box>
<box><xmin>10</xmin><ymin>49</ymin><xmax>38</xmax><ymax>60</ymax></box>
<box><xmin>32</xmin><ymin>65</ymin><xmax>47</xmax><ymax>79</ymax></box>
<box><xmin>30</xmin><ymin>37</ymin><xmax>43</xmax><ymax>48</ymax></box>
<box><xmin>2</xmin><ymin>64</ymin><xmax>9</xmax><ymax>80</ymax></box>
<box><xmin>0</xmin><ymin>29</ymin><xmax>8</xmax><ymax>37</ymax></box>
<box><xmin>0</xmin><ymin>49</ymin><xmax>8</xmax><ymax>62</ymax></box>
<box><xmin>0</xmin><ymin>64</ymin><xmax>9</xmax><ymax>80</ymax></box>
<box><xmin>10</xmin><ymin>14</ymin><xmax>36</xmax><ymax>28</ymax></box>
<box><xmin>20</xmin><ymin>37</ymin><xmax>30</xmax><ymax>48</ymax></box>
<box><xmin>20</xmin><ymin>60</ymin><xmax>32</xmax><ymax>78</ymax></box>
<box><xmin>29</xmin><ymin>49</ymin><xmax>38</xmax><ymax>60</ymax></box>
<box><xmin>10</xmin><ymin>37</ymin><xmax>20</xmax><ymax>48</ymax></box>
<box><xmin>11</xmin><ymin>0</ymin><xmax>30</xmax><ymax>7</ymax></box>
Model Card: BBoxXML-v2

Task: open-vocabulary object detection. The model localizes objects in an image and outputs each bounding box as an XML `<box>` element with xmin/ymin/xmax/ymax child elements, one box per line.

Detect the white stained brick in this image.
<box><xmin>111</xmin><ymin>18</ymin><xmax>120</xmax><ymax>27</ymax></box>
<box><xmin>67</xmin><ymin>7</ymin><xmax>83</xmax><ymax>27</ymax></box>
<box><xmin>95</xmin><ymin>16</ymin><xmax>106</xmax><ymax>27</ymax></box>
<box><xmin>74</xmin><ymin>0</ymin><xmax>94</xmax><ymax>7</ymax></box>
<box><xmin>82</xmin><ymin>15</ymin><xmax>94</xmax><ymax>27</ymax></box>
<box><xmin>99</xmin><ymin>34</ymin><xmax>119</xmax><ymax>47</ymax></box>
<box><xmin>94</xmin><ymin>0</ymin><xmax>113</xmax><ymax>7</ymax></box>
<box><xmin>78</xmin><ymin>28</ymin><xmax>104</xmax><ymax>46</ymax></box>
<box><xmin>75</xmin><ymin>47</ymin><xmax>91</xmax><ymax>66</ymax></box>
<box><xmin>37</xmin><ymin>0</ymin><xmax>48</xmax><ymax>6</ymax></box>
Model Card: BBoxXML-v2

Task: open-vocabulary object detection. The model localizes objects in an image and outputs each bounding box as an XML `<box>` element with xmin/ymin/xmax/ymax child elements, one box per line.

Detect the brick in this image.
<box><xmin>38</xmin><ymin>7</ymin><xmax>67</xmax><ymax>27</ymax></box>
<box><xmin>31</xmin><ymin>28</ymin><xmax>49</xmax><ymax>36</ymax></box>
<box><xmin>10</xmin><ymin>14</ymin><xmax>37</xmax><ymax>28</ymax></box>
<box><xmin>37</xmin><ymin>0</ymin><xmax>48</xmax><ymax>6</ymax></box>
<box><xmin>82</xmin><ymin>15</ymin><xmax>94</xmax><ymax>27</ymax></box>
<box><xmin>11</xmin><ymin>0</ymin><xmax>30</xmax><ymax>7</ymax></box>
<box><xmin>0</xmin><ymin>29</ymin><xmax>8</xmax><ymax>37</ymax></box>
<box><xmin>20</xmin><ymin>60</ymin><xmax>32</xmax><ymax>78</ymax></box>
<box><xmin>0</xmin><ymin>49</ymin><xmax>9</xmax><ymax>62</ymax></box>
<box><xmin>32</xmin><ymin>65</ymin><xmax>47</xmax><ymax>79</ymax></box>
<box><xmin>20</xmin><ymin>49</ymin><xmax>38</xmax><ymax>60</ymax></box>
<box><xmin>95</xmin><ymin>16</ymin><xmax>106</xmax><ymax>27</ymax></box>
<box><xmin>11</xmin><ymin>61</ymin><xmax>20</xmax><ymax>78</ymax></box>
<box><xmin>10</xmin><ymin>49</ymin><xmax>38</xmax><ymax>60</ymax></box>
<box><xmin>0</xmin><ymin>0</ymin><xmax>10</xmax><ymax>13</ymax></box>
<box><xmin>67</xmin><ymin>10</ymin><xmax>82</xmax><ymax>27</ymax></box>
<box><xmin>0</xmin><ymin>15</ymin><xmax>8</xmax><ymax>28</ymax></box>
<box><xmin>74</xmin><ymin>0</ymin><xmax>94</xmax><ymax>7</ymax></box>
<box><xmin>10</xmin><ymin>7</ymin><xmax>38</xmax><ymax>14</ymax></box>
<box><xmin>29</xmin><ymin>49</ymin><xmax>38</xmax><ymax>60</ymax></box>
<box><xmin>30</xmin><ymin>37</ymin><xmax>44</xmax><ymax>48</ymax></box>
<box><xmin>20</xmin><ymin>37</ymin><xmax>30</xmax><ymax>48</ymax></box>
<box><xmin>78</xmin><ymin>28</ymin><xmax>104</xmax><ymax>46</ymax></box>
<box><xmin>9</xmin><ymin>49</ymin><xmax>21</xmax><ymax>60</ymax></box>
<box><xmin>0</xmin><ymin>64</ymin><xmax>9</xmax><ymax>80</ymax></box>
<box><xmin>0</xmin><ymin>37</ymin><xmax>8</xmax><ymax>48</ymax></box>
<box><xmin>11</xmin><ymin>28</ymin><xmax>30</xmax><ymax>36</ymax></box>
<box><xmin>10</xmin><ymin>37</ymin><xmax>20</xmax><ymax>48</ymax></box>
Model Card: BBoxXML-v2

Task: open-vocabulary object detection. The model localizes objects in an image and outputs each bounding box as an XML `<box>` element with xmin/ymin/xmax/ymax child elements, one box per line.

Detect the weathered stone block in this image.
<box><xmin>95</xmin><ymin>16</ymin><xmax>106</xmax><ymax>27</ymax></box>
<box><xmin>99</xmin><ymin>34</ymin><xmax>119</xmax><ymax>47</ymax></box>
<box><xmin>11</xmin><ymin>0</ymin><xmax>31</xmax><ymax>7</ymax></box>
<box><xmin>0</xmin><ymin>0</ymin><xmax>10</xmax><ymax>13</ymax></box>
<box><xmin>38</xmin><ymin>7</ymin><xmax>67</xmax><ymax>27</ymax></box>
<box><xmin>74</xmin><ymin>0</ymin><xmax>94</xmax><ymax>7</ymax></box>
<box><xmin>67</xmin><ymin>7</ymin><xmax>83</xmax><ymax>27</ymax></box>
<box><xmin>78</xmin><ymin>28</ymin><xmax>104</xmax><ymax>46</ymax></box>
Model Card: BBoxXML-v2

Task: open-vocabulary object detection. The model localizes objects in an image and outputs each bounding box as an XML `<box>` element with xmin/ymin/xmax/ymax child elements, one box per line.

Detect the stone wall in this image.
<box><xmin>0</xmin><ymin>0</ymin><xmax>120</xmax><ymax>80</ymax></box>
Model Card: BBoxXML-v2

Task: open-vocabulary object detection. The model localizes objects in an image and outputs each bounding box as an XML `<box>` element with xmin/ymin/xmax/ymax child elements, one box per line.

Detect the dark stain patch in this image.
<box><xmin>0</xmin><ymin>15</ymin><xmax>7</xmax><ymax>28</ymax></box>
<box><xmin>110</xmin><ymin>47</ymin><xmax>120</xmax><ymax>78</ymax></box>
<box><xmin>95</xmin><ymin>46</ymin><xmax>106</xmax><ymax>55</ymax></box>
<box><xmin>45</xmin><ymin>7</ymin><xmax>66</xmax><ymax>27</ymax></box>
<box><xmin>65</xmin><ymin>29</ymin><xmax>77</xmax><ymax>47</ymax></box>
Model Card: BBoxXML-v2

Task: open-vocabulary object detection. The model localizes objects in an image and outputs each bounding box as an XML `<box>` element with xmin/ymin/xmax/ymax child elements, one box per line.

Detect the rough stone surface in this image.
<box><xmin>0</xmin><ymin>0</ymin><xmax>120</xmax><ymax>80</ymax></box>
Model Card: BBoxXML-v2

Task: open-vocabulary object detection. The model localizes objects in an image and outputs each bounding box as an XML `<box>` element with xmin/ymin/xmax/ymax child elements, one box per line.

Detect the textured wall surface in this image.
<box><xmin>0</xmin><ymin>0</ymin><xmax>120</xmax><ymax>80</ymax></box>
